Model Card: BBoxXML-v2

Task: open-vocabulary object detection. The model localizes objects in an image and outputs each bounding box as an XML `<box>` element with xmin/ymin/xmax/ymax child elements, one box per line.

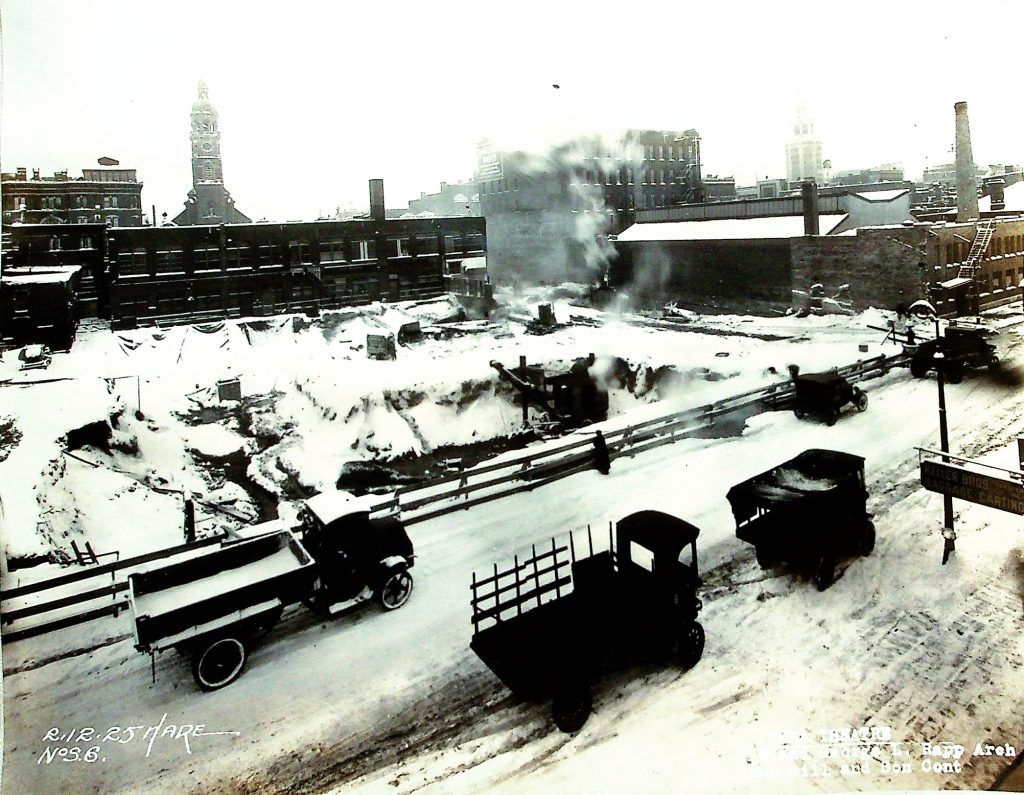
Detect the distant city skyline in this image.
<box><xmin>3</xmin><ymin>0</ymin><xmax>1021</xmax><ymax>223</ymax></box>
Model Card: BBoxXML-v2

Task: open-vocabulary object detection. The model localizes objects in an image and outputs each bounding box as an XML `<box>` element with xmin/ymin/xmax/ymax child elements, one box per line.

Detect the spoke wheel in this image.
<box><xmin>678</xmin><ymin>621</ymin><xmax>706</xmax><ymax>670</ymax></box>
<box><xmin>192</xmin><ymin>637</ymin><xmax>247</xmax><ymax>691</ymax></box>
<box><xmin>378</xmin><ymin>569</ymin><xmax>414</xmax><ymax>610</ymax></box>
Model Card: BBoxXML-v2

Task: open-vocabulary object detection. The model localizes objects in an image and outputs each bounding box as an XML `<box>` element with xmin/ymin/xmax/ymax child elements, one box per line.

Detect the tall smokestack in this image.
<box><xmin>954</xmin><ymin>101</ymin><xmax>979</xmax><ymax>222</ymax></box>
<box><xmin>801</xmin><ymin>181</ymin><xmax>819</xmax><ymax>235</ymax></box>
<box><xmin>369</xmin><ymin>178</ymin><xmax>385</xmax><ymax>222</ymax></box>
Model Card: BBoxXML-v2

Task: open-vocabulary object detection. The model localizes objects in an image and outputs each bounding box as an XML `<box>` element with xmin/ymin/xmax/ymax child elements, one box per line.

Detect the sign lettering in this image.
<box><xmin>920</xmin><ymin>460</ymin><xmax>1024</xmax><ymax>515</ymax></box>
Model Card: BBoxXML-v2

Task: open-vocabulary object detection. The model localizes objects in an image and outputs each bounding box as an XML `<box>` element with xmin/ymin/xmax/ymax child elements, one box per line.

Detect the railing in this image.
<box><xmin>0</xmin><ymin>351</ymin><xmax>905</xmax><ymax>645</ymax></box>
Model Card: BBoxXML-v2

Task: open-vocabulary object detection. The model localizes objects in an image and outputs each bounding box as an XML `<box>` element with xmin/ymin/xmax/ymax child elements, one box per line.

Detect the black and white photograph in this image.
<box><xmin>2</xmin><ymin>1</ymin><xmax>1023</xmax><ymax>793</ymax></box>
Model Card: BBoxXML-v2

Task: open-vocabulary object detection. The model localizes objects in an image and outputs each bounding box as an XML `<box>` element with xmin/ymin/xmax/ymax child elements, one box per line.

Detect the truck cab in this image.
<box><xmin>298</xmin><ymin>492</ymin><xmax>415</xmax><ymax>613</ymax></box>
<box><xmin>910</xmin><ymin>324</ymin><xmax>1000</xmax><ymax>384</ymax></box>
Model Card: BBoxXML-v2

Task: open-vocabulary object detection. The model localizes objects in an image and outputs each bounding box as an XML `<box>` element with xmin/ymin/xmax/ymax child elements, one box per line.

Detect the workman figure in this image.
<box><xmin>592</xmin><ymin>430</ymin><xmax>610</xmax><ymax>475</ymax></box>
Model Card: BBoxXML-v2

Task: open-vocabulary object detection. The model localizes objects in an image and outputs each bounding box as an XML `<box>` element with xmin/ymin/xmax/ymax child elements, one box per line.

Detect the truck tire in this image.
<box><xmin>945</xmin><ymin>362</ymin><xmax>964</xmax><ymax>384</ymax></box>
<box><xmin>854</xmin><ymin>389</ymin><xmax>868</xmax><ymax>412</ymax></box>
<box><xmin>826</xmin><ymin>408</ymin><xmax>839</xmax><ymax>427</ymax></box>
<box><xmin>377</xmin><ymin>567</ymin><xmax>414</xmax><ymax>610</ymax></box>
<box><xmin>755</xmin><ymin>545</ymin><xmax>773</xmax><ymax>569</ymax></box>
<box><xmin>988</xmin><ymin>355</ymin><xmax>1001</xmax><ymax>373</ymax></box>
<box><xmin>910</xmin><ymin>357</ymin><xmax>929</xmax><ymax>379</ymax></box>
<box><xmin>192</xmin><ymin>636</ymin><xmax>247</xmax><ymax>691</ymax></box>
<box><xmin>860</xmin><ymin>521</ymin><xmax>876</xmax><ymax>557</ymax></box>
<box><xmin>551</xmin><ymin>685</ymin><xmax>592</xmax><ymax>733</ymax></box>
<box><xmin>678</xmin><ymin>621</ymin><xmax>706</xmax><ymax>670</ymax></box>
<box><xmin>814</xmin><ymin>556</ymin><xmax>835</xmax><ymax>591</ymax></box>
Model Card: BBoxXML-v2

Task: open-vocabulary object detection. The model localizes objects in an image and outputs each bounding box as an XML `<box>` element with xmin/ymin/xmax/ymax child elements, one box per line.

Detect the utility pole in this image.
<box><xmin>910</xmin><ymin>298</ymin><xmax>956</xmax><ymax>564</ymax></box>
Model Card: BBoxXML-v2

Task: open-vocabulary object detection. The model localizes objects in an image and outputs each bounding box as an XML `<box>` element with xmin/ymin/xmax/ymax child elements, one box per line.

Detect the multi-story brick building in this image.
<box><xmin>2</xmin><ymin>165</ymin><xmax>145</xmax><ymax>227</ymax></box>
<box><xmin>4</xmin><ymin>180</ymin><xmax>486</xmax><ymax>330</ymax></box>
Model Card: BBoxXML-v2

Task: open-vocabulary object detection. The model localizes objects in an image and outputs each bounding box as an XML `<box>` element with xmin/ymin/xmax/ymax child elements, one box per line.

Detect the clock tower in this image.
<box><xmin>173</xmin><ymin>80</ymin><xmax>251</xmax><ymax>225</ymax></box>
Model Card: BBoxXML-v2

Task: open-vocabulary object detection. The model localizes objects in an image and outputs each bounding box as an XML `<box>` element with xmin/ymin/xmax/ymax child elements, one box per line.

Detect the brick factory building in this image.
<box><xmin>3</xmin><ymin>180</ymin><xmax>486</xmax><ymax>332</ymax></box>
<box><xmin>478</xmin><ymin>130</ymin><xmax>702</xmax><ymax>284</ymax></box>
<box><xmin>613</xmin><ymin>183</ymin><xmax>1024</xmax><ymax>316</ymax></box>
<box><xmin>2</xmin><ymin>164</ymin><xmax>145</xmax><ymax>227</ymax></box>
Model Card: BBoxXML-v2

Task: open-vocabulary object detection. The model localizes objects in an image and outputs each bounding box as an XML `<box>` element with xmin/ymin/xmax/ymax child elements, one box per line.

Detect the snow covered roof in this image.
<box><xmin>304</xmin><ymin>491</ymin><xmax>382</xmax><ymax>524</ymax></box>
<box><xmin>1</xmin><ymin>269</ymin><xmax>77</xmax><ymax>284</ymax></box>
<box><xmin>852</xmin><ymin>189</ymin><xmax>910</xmax><ymax>202</ymax></box>
<box><xmin>617</xmin><ymin>214</ymin><xmax>847</xmax><ymax>242</ymax></box>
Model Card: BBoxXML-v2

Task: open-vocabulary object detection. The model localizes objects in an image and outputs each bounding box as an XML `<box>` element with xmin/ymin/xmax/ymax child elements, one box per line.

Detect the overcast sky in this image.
<box><xmin>3</xmin><ymin>0</ymin><xmax>1021</xmax><ymax>223</ymax></box>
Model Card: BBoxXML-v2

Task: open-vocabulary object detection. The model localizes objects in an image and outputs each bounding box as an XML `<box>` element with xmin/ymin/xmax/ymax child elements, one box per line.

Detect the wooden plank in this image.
<box><xmin>2</xmin><ymin>600</ymin><xmax>129</xmax><ymax>643</ymax></box>
<box><xmin>1</xmin><ymin>534</ymin><xmax>225</xmax><ymax>601</ymax></box>
<box><xmin>471</xmin><ymin>576</ymin><xmax>572</xmax><ymax>625</ymax></box>
<box><xmin>471</xmin><ymin>559</ymin><xmax>565</xmax><ymax>603</ymax></box>
<box><xmin>394</xmin><ymin>435</ymin><xmax>595</xmax><ymax>497</ymax></box>
<box><xmin>405</xmin><ymin>462</ymin><xmax>593</xmax><ymax>526</ymax></box>
<box><xmin>1</xmin><ymin>581</ymin><xmax>129</xmax><ymax>624</ymax></box>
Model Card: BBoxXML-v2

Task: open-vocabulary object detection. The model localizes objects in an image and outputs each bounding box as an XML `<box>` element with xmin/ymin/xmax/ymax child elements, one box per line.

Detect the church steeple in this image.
<box><xmin>190</xmin><ymin>80</ymin><xmax>223</xmax><ymax>185</ymax></box>
<box><xmin>173</xmin><ymin>80</ymin><xmax>250</xmax><ymax>226</ymax></box>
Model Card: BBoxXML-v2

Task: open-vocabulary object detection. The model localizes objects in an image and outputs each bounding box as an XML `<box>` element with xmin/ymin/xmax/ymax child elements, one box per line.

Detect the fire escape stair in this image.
<box><xmin>957</xmin><ymin>219</ymin><xmax>994</xmax><ymax>280</ymax></box>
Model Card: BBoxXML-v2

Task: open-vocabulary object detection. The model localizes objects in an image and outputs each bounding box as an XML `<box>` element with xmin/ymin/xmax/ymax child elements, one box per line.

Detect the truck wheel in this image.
<box><xmin>192</xmin><ymin>636</ymin><xmax>247</xmax><ymax>691</ymax></box>
<box><xmin>910</xmin><ymin>357</ymin><xmax>929</xmax><ymax>378</ymax></box>
<box><xmin>826</xmin><ymin>408</ymin><xmax>839</xmax><ymax>427</ymax></box>
<box><xmin>945</xmin><ymin>362</ymin><xmax>964</xmax><ymax>384</ymax></box>
<box><xmin>814</xmin><ymin>557</ymin><xmax>835</xmax><ymax>591</ymax></box>
<box><xmin>755</xmin><ymin>545</ymin><xmax>773</xmax><ymax>569</ymax></box>
<box><xmin>552</xmin><ymin>685</ymin><xmax>592</xmax><ymax>733</ymax></box>
<box><xmin>988</xmin><ymin>355</ymin><xmax>1001</xmax><ymax>373</ymax></box>
<box><xmin>377</xmin><ymin>568</ymin><xmax>414</xmax><ymax>610</ymax></box>
<box><xmin>678</xmin><ymin>621</ymin><xmax>706</xmax><ymax>670</ymax></box>
<box><xmin>854</xmin><ymin>389</ymin><xmax>868</xmax><ymax>412</ymax></box>
<box><xmin>794</xmin><ymin>408</ymin><xmax>807</xmax><ymax>420</ymax></box>
<box><xmin>860</xmin><ymin>522</ymin><xmax>876</xmax><ymax>557</ymax></box>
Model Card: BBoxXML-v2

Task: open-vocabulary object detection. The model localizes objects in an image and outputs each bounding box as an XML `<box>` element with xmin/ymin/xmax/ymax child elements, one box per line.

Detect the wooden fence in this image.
<box><xmin>0</xmin><ymin>352</ymin><xmax>903</xmax><ymax>644</ymax></box>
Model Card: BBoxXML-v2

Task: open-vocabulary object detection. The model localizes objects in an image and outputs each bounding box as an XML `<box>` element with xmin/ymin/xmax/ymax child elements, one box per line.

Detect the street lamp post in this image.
<box><xmin>909</xmin><ymin>299</ymin><xmax>956</xmax><ymax>564</ymax></box>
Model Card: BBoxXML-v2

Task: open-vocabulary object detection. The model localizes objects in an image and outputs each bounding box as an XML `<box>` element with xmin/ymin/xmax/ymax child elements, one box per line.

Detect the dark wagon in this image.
<box><xmin>726</xmin><ymin>449</ymin><xmax>874</xmax><ymax>591</ymax></box>
<box><xmin>128</xmin><ymin>492</ymin><xmax>415</xmax><ymax>690</ymax></box>
<box><xmin>792</xmin><ymin>370</ymin><xmax>868</xmax><ymax>425</ymax></box>
<box><xmin>470</xmin><ymin>511</ymin><xmax>704</xmax><ymax>733</ymax></box>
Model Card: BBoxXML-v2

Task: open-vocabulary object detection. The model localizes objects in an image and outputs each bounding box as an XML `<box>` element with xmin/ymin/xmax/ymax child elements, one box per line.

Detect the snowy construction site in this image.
<box><xmin>2</xmin><ymin>286</ymin><xmax>1023</xmax><ymax>795</ymax></box>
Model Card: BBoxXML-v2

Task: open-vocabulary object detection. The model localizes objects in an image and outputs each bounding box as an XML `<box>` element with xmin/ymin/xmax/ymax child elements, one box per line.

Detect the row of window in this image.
<box><xmin>5</xmin><ymin>195</ymin><xmax>135</xmax><ymax>210</ymax></box>
<box><xmin>981</xmin><ymin>266</ymin><xmax>1024</xmax><ymax>292</ymax></box>
<box><xmin>116</xmin><ymin>272</ymin><xmax>447</xmax><ymax>316</ymax></box>
<box><xmin>115</xmin><ymin>236</ymin><xmax>484</xmax><ymax>275</ymax></box>
<box><xmin>942</xmin><ymin>234</ymin><xmax>1024</xmax><ymax>264</ymax></box>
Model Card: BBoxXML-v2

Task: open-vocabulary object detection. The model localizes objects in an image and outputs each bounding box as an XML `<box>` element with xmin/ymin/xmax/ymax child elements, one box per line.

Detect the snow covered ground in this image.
<box><xmin>2</xmin><ymin>294</ymin><xmax>1023</xmax><ymax>795</ymax></box>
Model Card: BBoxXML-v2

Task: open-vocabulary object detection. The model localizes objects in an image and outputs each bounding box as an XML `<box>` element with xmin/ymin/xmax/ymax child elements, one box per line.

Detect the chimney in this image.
<box><xmin>32</xmin><ymin>168</ymin><xmax>40</xmax><ymax>180</ymax></box>
<box><xmin>801</xmin><ymin>181</ymin><xmax>819</xmax><ymax>235</ymax></box>
<box><xmin>954</xmin><ymin>101</ymin><xmax>979</xmax><ymax>221</ymax></box>
<box><xmin>986</xmin><ymin>177</ymin><xmax>1006</xmax><ymax>210</ymax></box>
<box><xmin>15</xmin><ymin>167</ymin><xmax>26</xmax><ymax>180</ymax></box>
<box><xmin>369</xmin><ymin>178</ymin><xmax>385</xmax><ymax>222</ymax></box>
